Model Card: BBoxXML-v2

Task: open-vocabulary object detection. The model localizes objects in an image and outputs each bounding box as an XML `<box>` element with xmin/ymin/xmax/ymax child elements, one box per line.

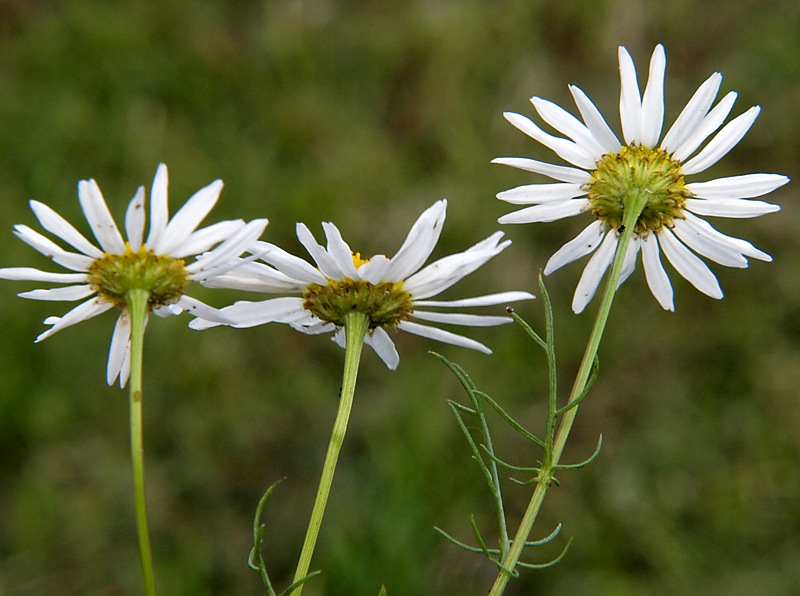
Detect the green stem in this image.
<box><xmin>291</xmin><ymin>312</ymin><xmax>370</xmax><ymax>594</ymax></box>
<box><xmin>489</xmin><ymin>191</ymin><xmax>648</xmax><ymax>595</ymax></box>
<box><xmin>126</xmin><ymin>288</ymin><xmax>158</xmax><ymax>596</ymax></box>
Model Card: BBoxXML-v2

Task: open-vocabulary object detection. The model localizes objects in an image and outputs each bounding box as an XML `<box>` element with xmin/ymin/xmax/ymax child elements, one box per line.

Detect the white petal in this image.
<box><xmin>169</xmin><ymin>219</ymin><xmax>246</xmax><ymax>259</ymax></box>
<box><xmin>660</xmin><ymin>72</ymin><xmax>722</xmax><ymax>154</ymax></box>
<box><xmin>671</xmin><ymin>218</ymin><xmax>748</xmax><ymax>268</ymax></box>
<box><xmin>365</xmin><ymin>327</ymin><xmax>399</xmax><ymax>370</ymax></box>
<box><xmin>201</xmin><ymin>260</ymin><xmax>306</xmax><ymax>293</ymax></box>
<box><xmin>531</xmin><ymin>96</ymin><xmax>606</xmax><ymax>157</ymax></box>
<box><xmin>618</xmin><ymin>46</ymin><xmax>642</xmax><ymax>145</ymax></box>
<box><xmin>35</xmin><ymin>298</ymin><xmax>114</xmax><ymax>342</ymax></box>
<box><xmin>658</xmin><ymin>228</ymin><xmax>723</xmax><ymax>299</ymax></box>
<box><xmin>491</xmin><ymin>157</ymin><xmax>592</xmax><ymax>184</ymax></box>
<box><xmin>639</xmin><ymin>44</ymin><xmax>666</xmax><ymax>147</ymax></box>
<box><xmin>498</xmin><ymin>199</ymin><xmax>589</xmax><ymax>224</ymax></box>
<box><xmin>107</xmin><ymin>312</ymin><xmax>131</xmax><ymax>386</ymax></box>
<box><xmin>297</xmin><ymin>222</ymin><xmax>346</xmax><ymax>279</ymax></box>
<box><xmin>397</xmin><ymin>320</ymin><xmax>492</xmax><ymax>354</ymax></box>
<box><xmin>616</xmin><ymin>237</ymin><xmax>641</xmax><ymax>288</ymax></box>
<box><xmin>681</xmin><ymin>106</ymin><xmax>760</xmax><ymax>175</ymax></box>
<box><xmin>77</xmin><ymin>179</ymin><xmax>126</xmax><ymax>254</ymax></box>
<box><xmin>190</xmin><ymin>297</ymin><xmax>306</xmax><ymax>330</ymax></box>
<box><xmin>185</xmin><ymin>219</ymin><xmax>269</xmax><ymax>277</ymax></box>
<box><xmin>29</xmin><ymin>201</ymin><xmax>103</xmax><ymax>258</ymax></box>
<box><xmin>503</xmin><ymin>112</ymin><xmax>598</xmax><ymax>169</ymax></box>
<box><xmin>0</xmin><ymin>267</ymin><xmax>87</xmax><ymax>283</ymax></box>
<box><xmin>415</xmin><ymin>291</ymin><xmax>535</xmax><ymax>308</ymax></box>
<box><xmin>383</xmin><ymin>200</ymin><xmax>447</xmax><ymax>281</ymax></box>
<box><xmin>18</xmin><ymin>285</ymin><xmax>96</xmax><ymax>301</ymax></box>
<box><xmin>544</xmin><ymin>220</ymin><xmax>606</xmax><ymax>275</ymax></box>
<box><xmin>124</xmin><ymin>187</ymin><xmax>146</xmax><ymax>252</ymax></box>
<box><xmin>403</xmin><ymin>232</ymin><xmax>510</xmax><ymax>300</ymax></box>
<box><xmin>146</xmin><ymin>164</ymin><xmax>170</xmax><ymax>248</ymax></box>
<box><xmin>357</xmin><ymin>255</ymin><xmax>392</xmax><ymax>284</ymax></box>
<box><xmin>686</xmin><ymin>173</ymin><xmax>789</xmax><ymax>199</ymax></box>
<box><xmin>155</xmin><ymin>179</ymin><xmax>223</xmax><ymax>254</ymax></box>
<box><xmin>497</xmin><ymin>183</ymin><xmax>587</xmax><ymax>205</ymax></box>
<box><xmin>322</xmin><ymin>222</ymin><xmax>359</xmax><ymax>279</ymax></box>
<box><xmin>256</xmin><ymin>241</ymin><xmax>327</xmax><ymax>284</ymax></box>
<box><xmin>568</xmin><ymin>85</ymin><xmax>621</xmax><ymax>152</ymax></box>
<box><xmin>412</xmin><ymin>311</ymin><xmax>512</xmax><ymax>327</ymax></box>
<box><xmin>681</xmin><ymin>212</ymin><xmax>772</xmax><ymax>261</ymax></box>
<box><xmin>641</xmin><ymin>235</ymin><xmax>674</xmax><ymax>310</ymax></box>
<box><xmin>671</xmin><ymin>92</ymin><xmax>737</xmax><ymax>162</ymax></box>
<box><xmin>572</xmin><ymin>231</ymin><xmax>617</xmax><ymax>313</ymax></box>
<box><xmin>13</xmin><ymin>225</ymin><xmax>95</xmax><ymax>272</ymax></box>
<box><xmin>684</xmin><ymin>198</ymin><xmax>780</xmax><ymax>218</ymax></box>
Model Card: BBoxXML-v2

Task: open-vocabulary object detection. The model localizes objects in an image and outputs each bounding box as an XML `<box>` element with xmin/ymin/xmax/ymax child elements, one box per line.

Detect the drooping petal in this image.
<box><xmin>35</xmin><ymin>298</ymin><xmax>114</xmax><ymax>342</ymax></box>
<box><xmin>124</xmin><ymin>187</ymin><xmax>146</xmax><ymax>252</ymax></box>
<box><xmin>174</xmin><ymin>295</ymin><xmax>235</xmax><ymax>324</ymax></box>
<box><xmin>365</xmin><ymin>327</ymin><xmax>400</xmax><ymax>370</ymax></box>
<box><xmin>641</xmin><ymin>235</ymin><xmax>674</xmax><ymax>311</ymax></box>
<box><xmin>572</xmin><ymin>231</ymin><xmax>618</xmax><ymax>313</ymax></box>
<box><xmin>658</xmin><ymin>228</ymin><xmax>723</xmax><ymax>299</ymax></box>
<box><xmin>29</xmin><ymin>201</ymin><xmax>103</xmax><ymax>258</ymax></box>
<box><xmin>397</xmin><ymin>320</ymin><xmax>492</xmax><ymax>354</ymax></box>
<box><xmin>77</xmin><ymin>179</ymin><xmax>126</xmax><ymax>254</ymax></box>
<box><xmin>107</xmin><ymin>312</ymin><xmax>131</xmax><ymax>386</ymax></box>
<box><xmin>616</xmin><ymin>237</ymin><xmax>641</xmax><ymax>288</ymax></box>
<box><xmin>491</xmin><ymin>157</ymin><xmax>592</xmax><ymax>184</ymax></box>
<box><xmin>544</xmin><ymin>220</ymin><xmax>606</xmax><ymax>275</ymax></box>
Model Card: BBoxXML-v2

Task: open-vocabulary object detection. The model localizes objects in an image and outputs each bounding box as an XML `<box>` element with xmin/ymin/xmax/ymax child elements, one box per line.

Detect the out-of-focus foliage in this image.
<box><xmin>0</xmin><ymin>1</ymin><xmax>798</xmax><ymax>594</ymax></box>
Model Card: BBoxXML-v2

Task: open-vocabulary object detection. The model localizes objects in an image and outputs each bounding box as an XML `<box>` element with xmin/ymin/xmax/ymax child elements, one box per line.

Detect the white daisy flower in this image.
<box><xmin>0</xmin><ymin>164</ymin><xmax>268</xmax><ymax>386</ymax></box>
<box><xmin>190</xmin><ymin>200</ymin><xmax>534</xmax><ymax>369</ymax></box>
<box><xmin>494</xmin><ymin>44</ymin><xmax>789</xmax><ymax>313</ymax></box>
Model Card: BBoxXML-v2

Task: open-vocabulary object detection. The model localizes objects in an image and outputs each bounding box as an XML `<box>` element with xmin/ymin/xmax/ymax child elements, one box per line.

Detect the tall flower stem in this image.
<box><xmin>126</xmin><ymin>288</ymin><xmax>158</xmax><ymax>596</ymax></box>
<box><xmin>291</xmin><ymin>312</ymin><xmax>370</xmax><ymax>594</ymax></box>
<box><xmin>489</xmin><ymin>191</ymin><xmax>649</xmax><ymax>595</ymax></box>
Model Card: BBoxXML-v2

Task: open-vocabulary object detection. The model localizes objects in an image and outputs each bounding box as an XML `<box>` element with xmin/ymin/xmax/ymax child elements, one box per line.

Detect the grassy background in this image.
<box><xmin>1</xmin><ymin>1</ymin><xmax>798</xmax><ymax>594</ymax></box>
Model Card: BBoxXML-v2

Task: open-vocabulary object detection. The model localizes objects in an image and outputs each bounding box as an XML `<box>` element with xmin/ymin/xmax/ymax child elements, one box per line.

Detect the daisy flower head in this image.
<box><xmin>0</xmin><ymin>164</ymin><xmax>268</xmax><ymax>386</ymax></box>
<box><xmin>190</xmin><ymin>200</ymin><xmax>535</xmax><ymax>369</ymax></box>
<box><xmin>494</xmin><ymin>44</ymin><xmax>789</xmax><ymax>313</ymax></box>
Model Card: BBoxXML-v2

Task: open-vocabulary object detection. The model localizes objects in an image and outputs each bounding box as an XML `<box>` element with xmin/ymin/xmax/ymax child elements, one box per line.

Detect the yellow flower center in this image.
<box><xmin>87</xmin><ymin>245</ymin><xmax>191</xmax><ymax>310</ymax></box>
<box><xmin>585</xmin><ymin>144</ymin><xmax>692</xmax><ymax>236</ymax></box>
<box><xmin>302</xmin><ymin>253</ymin><xmax>414</xmax><ymax>328</ymax></box>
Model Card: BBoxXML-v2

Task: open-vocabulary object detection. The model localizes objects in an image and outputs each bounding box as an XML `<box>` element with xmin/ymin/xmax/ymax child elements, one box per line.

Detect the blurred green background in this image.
<box><xmin>1</xmin><ymin>1</ymin><xmax>798</xmax><ymax>594</ymax></box>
